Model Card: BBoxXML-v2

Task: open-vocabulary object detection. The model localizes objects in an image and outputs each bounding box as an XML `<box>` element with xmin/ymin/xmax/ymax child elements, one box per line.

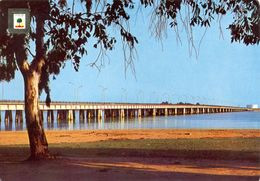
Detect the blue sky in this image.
<box><xmin>1</xmin><ymin>3</ymin><xmax>259</xmax><ymax>107</ymax></box>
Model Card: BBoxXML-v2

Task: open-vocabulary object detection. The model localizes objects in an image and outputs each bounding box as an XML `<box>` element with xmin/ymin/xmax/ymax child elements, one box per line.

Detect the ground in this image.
<box><xmin>0</xmin><ymin>129</ymin><xmax>259</xmax><ymax>181</ymax></box>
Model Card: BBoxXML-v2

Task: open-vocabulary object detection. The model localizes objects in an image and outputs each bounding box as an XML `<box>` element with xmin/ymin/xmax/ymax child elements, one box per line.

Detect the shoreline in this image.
<box><xmin>0</xmin><ymin>129</ymin><xmax>259</xmax><ymax>146</ymax></box>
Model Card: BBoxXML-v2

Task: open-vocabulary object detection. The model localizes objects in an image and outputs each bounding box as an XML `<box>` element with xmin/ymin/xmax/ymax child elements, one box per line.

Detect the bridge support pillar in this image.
<box><xmin>57</xmin><ymin>110</ymin><xmax>61</xmax><ymax>121</ymax></box>
<box><xmin>5</xmin><ymin>110</ymin><xmax>13</xmax><ymax>122</ymax></box>
<box><xmin>86</xmin><ymin>110</ymin><xmax>91</xmax><ymax>119</ymax></box>
<box><xmin>132</xmin><ymin>110</ymin><xmax>136</xmax><ymax>117</ymax></box>
<box><xmin>138</xmin><ymin>109</ymin><xmax>142</xmax><ymax>117</ymax></box>
<box><xmin>67</xmin><ymin>110</ymin><xmax>75</xmax><ymax>121</ymax></box>
<box><xmin>79</xmin><ymin>110</ymin><xmax>85</xmax><ymax>121</ymax></box>
<box><xmin>164</xmin><ymin>108</ymin><xmax>168</xmax><ymax>116</ymax></box>
<box><xmin>190</xmin><ymin>108</ymin><xmax>194</xmax><ymax>114</ymax></box>
<box><xmin>197</xmin><ymin>108</ymin><xmax>200</xmax><ymax>114</ymax></box>
<box><xmin>183</xmin><ymin>108</ymin><xmax>186</xmax><ymax>115</ymax></box>
<box><xmin>174</xmin><ymin>108</ymin><xmax>177</xmax><ymax>115</ymax></box>
<box><xmin>57</xmin><ymin>110</ymin><xmax>66</xmax><ymax>121</ymax></box>
<box><xmin>111</xmin><ymin>110</ymin><xmax>117</xmax><ymax>117</ymax></box>
<box><xmin>97</xmin><ymin>110</ymin><xmax>103</xmax><ymax>119</ymax></box>
<box><xmin>142</xmin><ymin>109</ymin><xmax>146</xmax><ymax>116</ymax></box>
<box><xmin>120</xmin><ymin>109</ymin><xmax>125</xmax><ymax>118</ymax></box>
<box><xmin>104</xmin><ymin>110</ymin><xmax>110</xmax><ymax>118</ymax></box>
<box><xmin>47</xmin><ymin>110</ymin><xmax>54</xmax><ymax>122</ymax></box>
<box><xmin>168</xmin><ymin>109</ymin><xmax>172</xmax><ymax>115</ymax></box>
<box><xmin>15</xmin><ymin>110</ymin><xmax>23</xmax><ymax>123</ymax></box>
<box><xmin>153</xmin><ymin>109</ymin><xmax>156</xmax><ymax>116</ymax></box>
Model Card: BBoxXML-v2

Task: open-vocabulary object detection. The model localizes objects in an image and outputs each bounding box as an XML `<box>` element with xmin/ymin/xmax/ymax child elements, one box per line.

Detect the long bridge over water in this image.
<box><xmin>0</xmin><ymin>100</ymin><xmax>249</xmax><ymax>123</ymax></box>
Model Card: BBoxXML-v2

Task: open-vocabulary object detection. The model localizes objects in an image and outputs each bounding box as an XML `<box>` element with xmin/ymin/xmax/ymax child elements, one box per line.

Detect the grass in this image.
<box><xmin>0</xmin><ymin>138</ymin><xmax>259</xmax><ymax>162</ymax></box>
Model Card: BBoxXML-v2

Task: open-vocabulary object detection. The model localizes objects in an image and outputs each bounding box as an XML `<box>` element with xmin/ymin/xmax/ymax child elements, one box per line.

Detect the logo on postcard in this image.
<box><xmin>13</xmin><ymin>14</ymin><xmax>26</xmax><ymax>29</ymax></box>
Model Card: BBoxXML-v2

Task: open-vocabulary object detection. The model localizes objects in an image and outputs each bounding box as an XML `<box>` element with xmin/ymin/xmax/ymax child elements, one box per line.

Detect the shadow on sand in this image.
<box><xmin>0</xmin><ymin>145</ymin><xmax>259</xmax><ymax>181</ymax></box>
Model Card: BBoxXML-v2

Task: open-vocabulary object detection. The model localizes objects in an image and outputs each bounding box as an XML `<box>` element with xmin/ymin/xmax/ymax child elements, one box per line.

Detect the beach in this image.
<box><xmin>0</xmin><ymin>129</ymin><xmax>259</xmax><ymax>181</ymax></box>
<box><xmin>0</xmin><ymin>129</ymin><xmax>259</xmax><ymax>145</ymax></box>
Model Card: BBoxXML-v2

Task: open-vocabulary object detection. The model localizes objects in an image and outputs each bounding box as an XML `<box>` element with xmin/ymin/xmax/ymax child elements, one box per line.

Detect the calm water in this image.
<box><xmin>0</xmin><ymin>112</ymin><xmax>259</xmax><ymax>131</ymax></box>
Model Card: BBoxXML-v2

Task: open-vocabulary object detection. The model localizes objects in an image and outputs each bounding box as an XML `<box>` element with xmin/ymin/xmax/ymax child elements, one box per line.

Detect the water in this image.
<box><xmin>0</xmin><ymin>112</ymin><xmax>259</xmax><ymax>131</ymax></box>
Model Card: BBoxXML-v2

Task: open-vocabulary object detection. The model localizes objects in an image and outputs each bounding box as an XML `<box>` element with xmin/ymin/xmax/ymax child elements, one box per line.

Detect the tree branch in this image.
<box><xmin>13</xmin><ymin>35</ymin><xmax>30</xmax><ymax>75</ymax></box>
<box><xmin>30</xmin><ymin>14</ymin><xmax>46</xmax><ymax>73</ymax></box>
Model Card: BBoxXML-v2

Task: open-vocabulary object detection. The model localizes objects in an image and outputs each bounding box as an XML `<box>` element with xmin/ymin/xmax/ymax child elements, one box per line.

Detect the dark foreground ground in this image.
<box><xmin>0</xmin><ymin>130</ymin><xmax>259</xmax><ymax>181</ymax></box>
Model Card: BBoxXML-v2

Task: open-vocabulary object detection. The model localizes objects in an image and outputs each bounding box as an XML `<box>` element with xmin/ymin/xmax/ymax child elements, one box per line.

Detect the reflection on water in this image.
<box><xmin>0</xmin><ymin>111</ymin><xmax>259</xmax><ymax>131</ymax></box>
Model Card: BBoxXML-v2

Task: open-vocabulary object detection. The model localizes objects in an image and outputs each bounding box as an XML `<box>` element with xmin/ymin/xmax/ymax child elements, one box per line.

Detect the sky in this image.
<box><xmin>0</xmin><ymin>2</ymin><xmax>259</xmax><ymax>107</ymax></box>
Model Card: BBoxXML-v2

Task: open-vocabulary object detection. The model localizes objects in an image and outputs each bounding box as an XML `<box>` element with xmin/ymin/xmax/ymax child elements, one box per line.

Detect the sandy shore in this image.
<box><xmin>0</xmin><ymin>129</ymin><xmax>259</xmax><ymax>145</ymax></box>
<box><xmin>0</xmin><ymin>129</ymin><xmax>259</xmax><ymax>181</ymax></box>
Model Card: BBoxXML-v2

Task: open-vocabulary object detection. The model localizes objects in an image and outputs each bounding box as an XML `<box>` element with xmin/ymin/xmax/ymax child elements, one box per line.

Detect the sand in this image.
<box><xmin>0</xmin><ymin>129</ymin><xmax>259</xmax><ymax>181</ymax></box>
<box><xmin>0</xmin><ymin>129</ymin><xmax>259</xmax><ymax>145</ymax></box>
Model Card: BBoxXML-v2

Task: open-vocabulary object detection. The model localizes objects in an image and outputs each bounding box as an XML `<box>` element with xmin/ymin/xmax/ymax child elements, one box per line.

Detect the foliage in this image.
<box><xmin>17</xmin><ymin>18</ymin><xmax>23</xmax><ymax>23</ymax></box>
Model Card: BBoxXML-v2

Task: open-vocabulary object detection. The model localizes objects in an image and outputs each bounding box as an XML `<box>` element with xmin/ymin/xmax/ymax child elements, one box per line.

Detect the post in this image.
<box><xmin>47</xmin><ymin>110</ymin><xmax>54</xmax><ymax>122</ymax></box>
<box><xmin>87</xmin><ymin>110</ymin><xmax>94</xmax><ymax>119</ymax></box>
<box><xmin>15</xmin><ymin>110</ymin><xmax>23</xmax><ymax>123</ymax></box>
<box><xmin>79</xmin><ymin>110</ymin><xmax>85</xmax><ymax>121</ymax></box>
<box><xmin>142</xmin><ymin>109</ymin><xmax>146</xmax><ymax>117</ymax></box>
<box><xmin>132</xmin><ymin>110</ymin><xmax>135</xmax><ymax>117</ymax></box>
<box><xmin>97</xmin><ymin>109</ymin><xmax>103</xmax><ymax>119</ymax></box>
<box><xmin>5</xmin><ymin>110</ymin><xmax>13</xmax><ymax>122</ymax></box>
<box><xmin>153</xmin><ymin>108</ymin><xmax>156</xmax><ymax>116</ymax></box>
<box><xmin>120</xmin><ymin>109</ymin><xmax>125</xmax><ymax>118</ymax></box>
<box><xmin>138</xmin><ymin>109</ymin><xmax>142</xmax><ymax>117</ymax></box>
<box><xmin>106</xmin><ymin>109</ymin><xmax>110</xmax><ymax>118</ymax></box>
<box><xmin>57</xmin><ymin>110</ymin><xmax>63</xmax><ymax>121</ymax></box>
<box><xmin>67</xmin><ymin>110</ymin><xmax>74</xmax><ymax>121</ymax></box>
<box><xmin>174</xmin><ymin>108</ymin><xmax>177</xmax><ymax>115</ymax></box>
<box><xmin>164</xmin><ymin>108</ymin><xmax>168</xmax><ymax>116</ymax></box>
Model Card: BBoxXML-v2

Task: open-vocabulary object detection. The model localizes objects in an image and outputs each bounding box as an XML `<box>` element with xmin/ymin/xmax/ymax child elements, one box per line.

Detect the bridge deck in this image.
<box><xmin>0</xmin><ymin>101</ymin><xmax>246</xmax><ymax>111</ymax></box>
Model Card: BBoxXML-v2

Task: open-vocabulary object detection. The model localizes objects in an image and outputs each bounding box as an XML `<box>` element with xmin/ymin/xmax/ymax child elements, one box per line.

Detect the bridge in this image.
<box><xmin>0</xmin><ymin>100</ymin><xmax>249</xmax><ymax>123</ymax></box>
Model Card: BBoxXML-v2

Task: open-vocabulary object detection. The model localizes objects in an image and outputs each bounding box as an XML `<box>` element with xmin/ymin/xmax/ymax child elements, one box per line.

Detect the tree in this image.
<box><xmin>17</xmin><ymin>18</ymin><xmax>23</xmax><ymax>26</ymax></box>
<box><xmin>0</xmin><ymin>0</ymin><xmax>259</xmax><ymax>160</ymax></box>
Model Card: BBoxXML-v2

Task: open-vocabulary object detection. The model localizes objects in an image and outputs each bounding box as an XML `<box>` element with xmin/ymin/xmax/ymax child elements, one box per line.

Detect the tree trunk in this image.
<box><xmin>24</xmin><ymin>70</ymin><xmax>49</xmax><ymax>160</ymax></box>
